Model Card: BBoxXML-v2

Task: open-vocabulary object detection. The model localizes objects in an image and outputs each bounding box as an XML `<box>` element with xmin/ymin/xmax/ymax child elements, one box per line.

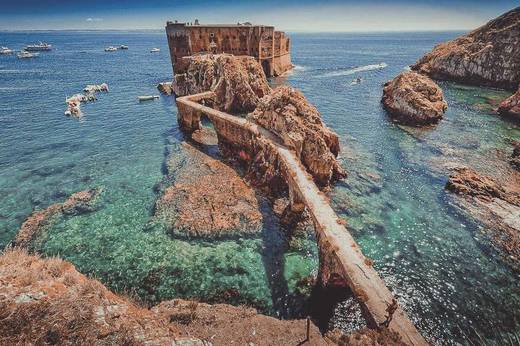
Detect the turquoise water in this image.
<box><xmin>1</xmin><ymin>31</ymin><xmax>519</xmax><ymax>344</ymax></box>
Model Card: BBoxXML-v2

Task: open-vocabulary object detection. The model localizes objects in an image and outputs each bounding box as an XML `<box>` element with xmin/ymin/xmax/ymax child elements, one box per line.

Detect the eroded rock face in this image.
<box><xmin>13</xmin><ymin>188</ymin><xmax>101</xmax><ymax>249</ymax></box>
<box><xmin>248</xmin><ymin>86</ymin><xmax>346</xmax><ymax>186</ymax></box>
<box><xmin>446</xmin><ymin>167</ymin><xmax>520</xmax><ymax>268</ymax></box>
<box><xmin>173</xmin><ymin>54</ymin><xmax>271</xmax><ymax>113</ymax></box>
<box><xmin>412</xmin><ymin>7</ymin><xmax>520</xmax><ymax>90</ymax></box>
<box><xmin>382</xmin><ymin>71</ymin><xmax>448</xmax><ymax>126</ymax></box>
<box><xmin>498</xmin><ymin>86</ymin><xmax>520</xmax><ymax>119</ymax></box>
<box><xmin>154</xmin><ymin>142</ymin><xmax>262</xmax><ymax>238</ymax></box>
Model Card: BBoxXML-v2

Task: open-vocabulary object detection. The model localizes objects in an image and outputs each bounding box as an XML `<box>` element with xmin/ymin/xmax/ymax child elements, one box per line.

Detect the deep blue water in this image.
<box><xmin>0</xmin><ymin>31</ymin><xmax>519</xmax><ymax>345</ymax></box>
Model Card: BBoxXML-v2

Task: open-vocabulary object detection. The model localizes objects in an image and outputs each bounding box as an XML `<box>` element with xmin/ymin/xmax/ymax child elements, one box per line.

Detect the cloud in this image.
<box><xmin>86</xmin><ymin>17</ymin><xmax>103</xmax><ymax>22</ymax></box>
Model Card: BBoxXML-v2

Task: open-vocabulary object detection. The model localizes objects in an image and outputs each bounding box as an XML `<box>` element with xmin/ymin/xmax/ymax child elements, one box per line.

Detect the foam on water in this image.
<box><xmin>319</xmin><ymin>62</ymin><xmax>388</xmax><ymax>78</ymax></box>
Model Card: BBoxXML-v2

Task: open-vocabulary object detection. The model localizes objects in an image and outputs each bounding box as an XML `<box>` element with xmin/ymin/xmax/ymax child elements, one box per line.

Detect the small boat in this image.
<box><xmin>17</xmin><ymin>50</ymin><xmax>39</xmax><ymax>59</ymax></box>
<box><xmin>104</xmin><ymin>46</ymin><xmax>117</xmax><ymax>52</ymax></box>
<box><xmin>138</xmin><ymin>95</ymin><xmax>159</xmax><ymax>102</ymax></box>
<box><xmin>119</xmin><ymin>45</ymin><xmax>129</xmax><ymax>50</ymax></box>
<box><xmin>0</xmin><ymin>46</ymin><xmax>13</xmax><ymax>54</ymax></box>
<box><xmin>150</xmin><ymin>48</ymin><xmax>160</xmax><ymax>53</ymax></box>
<box><xmin>25</xmin><ymin>42</ymin><xmax>52</xmax><ymax>51</ymax></box>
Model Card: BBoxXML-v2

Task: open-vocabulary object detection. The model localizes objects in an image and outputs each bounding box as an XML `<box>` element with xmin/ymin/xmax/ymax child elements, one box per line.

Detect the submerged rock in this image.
<box><xmin>173</xmin><ymin>54</ymin><xmax>271</xmax><ymax>113</ymax></box>
<box><xmin>498</xmin><ymin>86</ymin><xmax>520</xmax><ymax>120</ymax></box>
<box><xmin>12</xmin><ymin>188</ymin><xmax>101</xmax><ymax>249</ymax></box>
<box><xmin>248</xmin><ymin>86</ymin><xmax>346</xmax><ymax>186</ymax></box>
<box><xmin>154</xmin><ymin>143</ymin><xmax>262</xmax><ymax>238</ymax></box>
<box><xmin>446</xmin><ymin>167</ymin><xmax>520</xmax><ymax>268</ymax></box>
<box><xmin>382</xmin><ymin>71</ymin><xmax>447</xmax><ymax>126</ymax></box>
<box><xmin>412</xmin><ymin>7</ymin><xmax>520</xmax><ymax>90</ymax></box>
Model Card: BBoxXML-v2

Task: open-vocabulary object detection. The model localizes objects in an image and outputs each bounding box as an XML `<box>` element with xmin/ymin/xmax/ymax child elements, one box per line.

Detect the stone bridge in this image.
<box><xmin>176</xmin><ymin>91</ymin><xmax>428</xmax><ymax>346</ymax></box>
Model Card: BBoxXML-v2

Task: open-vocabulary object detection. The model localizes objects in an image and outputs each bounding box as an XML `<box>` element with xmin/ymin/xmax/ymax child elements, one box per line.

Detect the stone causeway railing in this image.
<box><xmin>176</xmin><ymin>91</ymin><xmax>427</xmax><ymax>345</ymax></box>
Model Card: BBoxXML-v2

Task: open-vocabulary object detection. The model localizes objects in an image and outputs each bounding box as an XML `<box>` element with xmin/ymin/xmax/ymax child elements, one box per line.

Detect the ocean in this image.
<box><xmin>0</xmin><ymin>30</ymin><xmax>518</xmax><ymax>344</ymax></box>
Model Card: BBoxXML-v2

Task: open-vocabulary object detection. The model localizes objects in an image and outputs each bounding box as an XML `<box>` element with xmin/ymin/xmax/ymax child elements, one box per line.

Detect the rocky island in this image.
<box><xmin>382</xmin><ymin>71</ymin><xmax>448</xmax><ymax>126</ymax></box>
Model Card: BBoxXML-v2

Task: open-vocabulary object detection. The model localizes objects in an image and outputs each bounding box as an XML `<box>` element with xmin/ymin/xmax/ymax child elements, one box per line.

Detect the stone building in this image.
<box><xmin>165</xmin><ymin>20</ymin><xmax>292</xmax><ymax>77</ymax></box>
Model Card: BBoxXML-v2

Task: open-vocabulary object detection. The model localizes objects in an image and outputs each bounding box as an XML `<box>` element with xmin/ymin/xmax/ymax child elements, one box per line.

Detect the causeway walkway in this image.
<box><xmin>176</xmin><ymin>92</ymin><xmax>428</xmax><ymax>346</ymax></box>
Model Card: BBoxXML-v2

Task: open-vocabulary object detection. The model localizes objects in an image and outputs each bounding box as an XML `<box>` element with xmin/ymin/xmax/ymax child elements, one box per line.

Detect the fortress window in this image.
<box><xmin>210</xmin><ymin>32</ymin><xmax>214</xmax><ymax>37</ymax></box>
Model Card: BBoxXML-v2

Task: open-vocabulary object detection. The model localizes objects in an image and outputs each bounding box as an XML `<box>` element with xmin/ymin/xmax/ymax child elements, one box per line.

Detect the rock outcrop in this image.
<box><xmin>412</xmin><ymin>7</ymin><xmax>520</xmax><ymax>90</ymax></box>
<box><xmin>0</xmin><ymin>249</ymin><xmax>334</xmax><ymax>345</ymax></box>
<box><xmin>498</xmin><ymin>86</ymin><xmax>520</xmax><ymax>119</ymax></box>
<box><xmin>12</xmin><ymin>188</ymin><xmax>101</xmax><ymax>248</ymax></box>
<box><xmin>154</xmin><ymin>142</ymin><xmax>262</xmax><ymax>238</ymax></box>
<box><xmin>173</xmin><ymin>54</ymin><xmax>271</xmax><ymax>113</ymax></box>
<box><xmin>248</xmin><ymin>86</ymin><xmax>346</xmax><ymax>186</ymax></box>
<box><xmin>446</xmin><ymin>167</ymin><xmax>520</xmax><ymax>268</ymax></box>
<box><xmin>382</xmin><ymin>71</ymin><xmax>448</xmax><ymax>126</ymax></box>
<box><xmin>158</xmin><ymin>81</ymin><xmax>174</xmax><ymax>95</ymax></box>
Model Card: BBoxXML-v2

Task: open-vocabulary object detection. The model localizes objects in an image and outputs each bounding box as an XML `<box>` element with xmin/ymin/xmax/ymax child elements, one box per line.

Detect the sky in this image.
<box><xmin>0</xmin><ymin>0</ymin><xmax>518</xmax><ymax>31</ymax></box>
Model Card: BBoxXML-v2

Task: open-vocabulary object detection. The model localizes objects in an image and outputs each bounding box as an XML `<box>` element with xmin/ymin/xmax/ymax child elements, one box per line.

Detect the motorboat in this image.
<box><xmin>119</xmin><ymin>45</ymin><xmax>129</xmax><ymax>50</ymax></box>
<box><xmin>150</xmin><ymin>48</ymin><xmax>160</xmax><ymax>53</ymax></box>
<box><xmin>25</xmin><ymin>42</ymin><xmax>52</xmax><ymax>51</ymax></box>
<box><xmin>17</xmin><ymin>50</ymin><xmax>39</xmax><ymax>59</ymax></box>
<box><xmin>138</xmin><ymin>95</ymin><xmax>159</xmax><ymax>102</ymax></box>
<box><xmin>104</xmin><ymin>46</ymin><xmax>117</xmax><ymax>52</ymax></box>
<box><xmin>0</xmin><ymin>46</ymin><xmax>13</xmax><ymax>54</ymax></box>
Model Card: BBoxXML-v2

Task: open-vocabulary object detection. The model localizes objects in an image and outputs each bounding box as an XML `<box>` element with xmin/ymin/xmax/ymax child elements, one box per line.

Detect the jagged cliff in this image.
<box><xmin>173</xmin><ymin>54</ymin><xmax>271</xmax><ymax>113</ymax></box>
<box><xmin>412</xmin><ymin>7</ymin><xmax>520</xmax><ymax>91</ymax></box>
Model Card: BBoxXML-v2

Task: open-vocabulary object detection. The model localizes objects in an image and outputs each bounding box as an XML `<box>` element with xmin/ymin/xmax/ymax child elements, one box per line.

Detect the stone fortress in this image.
<box><xmin>166</xmin><ymin>19</ymin><xmax>292</xmax><ymax>77</ymax></box>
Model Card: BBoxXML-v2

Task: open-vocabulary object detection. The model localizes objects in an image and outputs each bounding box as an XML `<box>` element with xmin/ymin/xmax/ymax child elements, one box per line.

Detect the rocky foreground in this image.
<box><xmin>0</xmin><ymin>249</ymin><xmax>402</xmax><ymax>345</ymax></box>
<box><xmin>412</xmin><ymin>7</ymin><xmax>520</xmax><ymax>91</ymax></box>
<box><xmin>446</xmin><ymin>167</ymin><xmax>520</xmax><ymax>269</ymax></box>
<box><xmin>382</xmin><ymin>71</ymin><xmax>447</xmax><ymax>126</ymax></box>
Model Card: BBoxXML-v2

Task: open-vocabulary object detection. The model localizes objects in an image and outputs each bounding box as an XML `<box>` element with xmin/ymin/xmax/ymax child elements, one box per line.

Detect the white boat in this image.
<box><xmin>25</xmin><ymin>42</ymin><xmax>52</xmax><ymax>51</ymax></box>
<box><xmin>104</xmin><ymin>46</ymin><xmax>117</xmax><ymax>52</ymax></box>
<box><xmin>119</xmin><ymin>45</ymin><xmax>129</xmax><ymax>50</ymax></box>
<box><xmin>138</xmin><ymin>95</ymin><xmax>159</xmax><ymax>102</ymax></box>
<box><xmin>150</xmin><ymin>48</ymin><xmax>160</xmax><ymax>53</ymax></box>
<box><xmin>17</xmin><ymin>50</ymin><xmax>39</xmax><ymax>59</ymax></box>
<box><xmin>0</xmin><ymin>46</ymin><xmax>13</xmax><ymax>54</ymax></box>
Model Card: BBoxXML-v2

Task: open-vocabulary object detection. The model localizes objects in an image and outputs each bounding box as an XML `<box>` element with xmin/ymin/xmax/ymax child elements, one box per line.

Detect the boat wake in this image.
<box><xmin>319</xmin><ymin>63</ymin><xmax>387</xmax><ymax>78</ymax></box>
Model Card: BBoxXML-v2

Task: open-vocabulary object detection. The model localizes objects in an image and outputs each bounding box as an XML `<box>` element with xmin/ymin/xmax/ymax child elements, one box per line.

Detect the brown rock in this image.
<box><xmin>13</xmin><ymin>188</ymin><xmax>101</xmax><ymax>248</ymax></box>
<box><xmin>498</xmin><ymin>86</ymin><xmax>520</xmax><ymax>120</ymax></box>
<box><xmin>248</xmin><ymin>86</ymin><xmax>346</xmax><ymax>186</ymax></box>
<box><xmin>446</xmin><ymin>167</ymin><xmax>520</xmax><ymax>268</ymax></box>
<box><xmin>325</xmin><ymin>327</ymin><xmax>404</xmax><ymax>346</ymax></box>
<box><xmin>412</xmin><ymin>7</ymin><xmax>520</xmax><ymax>90</ymax></box>
<box><xmin>446</xmin><ymin>167</ymin><xmax>519</xmax><ymax>206</ymax></box>
<box><xmin>153</xmin><ymin>299</ymin><xmax>328</xmax><ymax>346</ymax></box>
<box><xmin>0</xmin><ymin>250</ymin><xmax>332</xmax><ymax>345</ymax></box>
<box><xmin>382</xmin><ymin>71</ymin><xmax>447</xmax><ymax>126</ymax></box>
<box><xmin>158</xmin><ymin>81</ymin><xmax>174</xmax><ymax>95</ymax></box>
<box><xmin>173</xmin><ymin>54</ymin><xmax>271</xmax><ymax>113</ymax></box>
<box><xmin>154</xmin><ymin>143</ymin><xmax>262</xmax><ymax>238</ymax></box>
<box><xmin>0</xmin><ymin>249</ymin><xmax>177</xmax><ymax>345</ymax></box>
